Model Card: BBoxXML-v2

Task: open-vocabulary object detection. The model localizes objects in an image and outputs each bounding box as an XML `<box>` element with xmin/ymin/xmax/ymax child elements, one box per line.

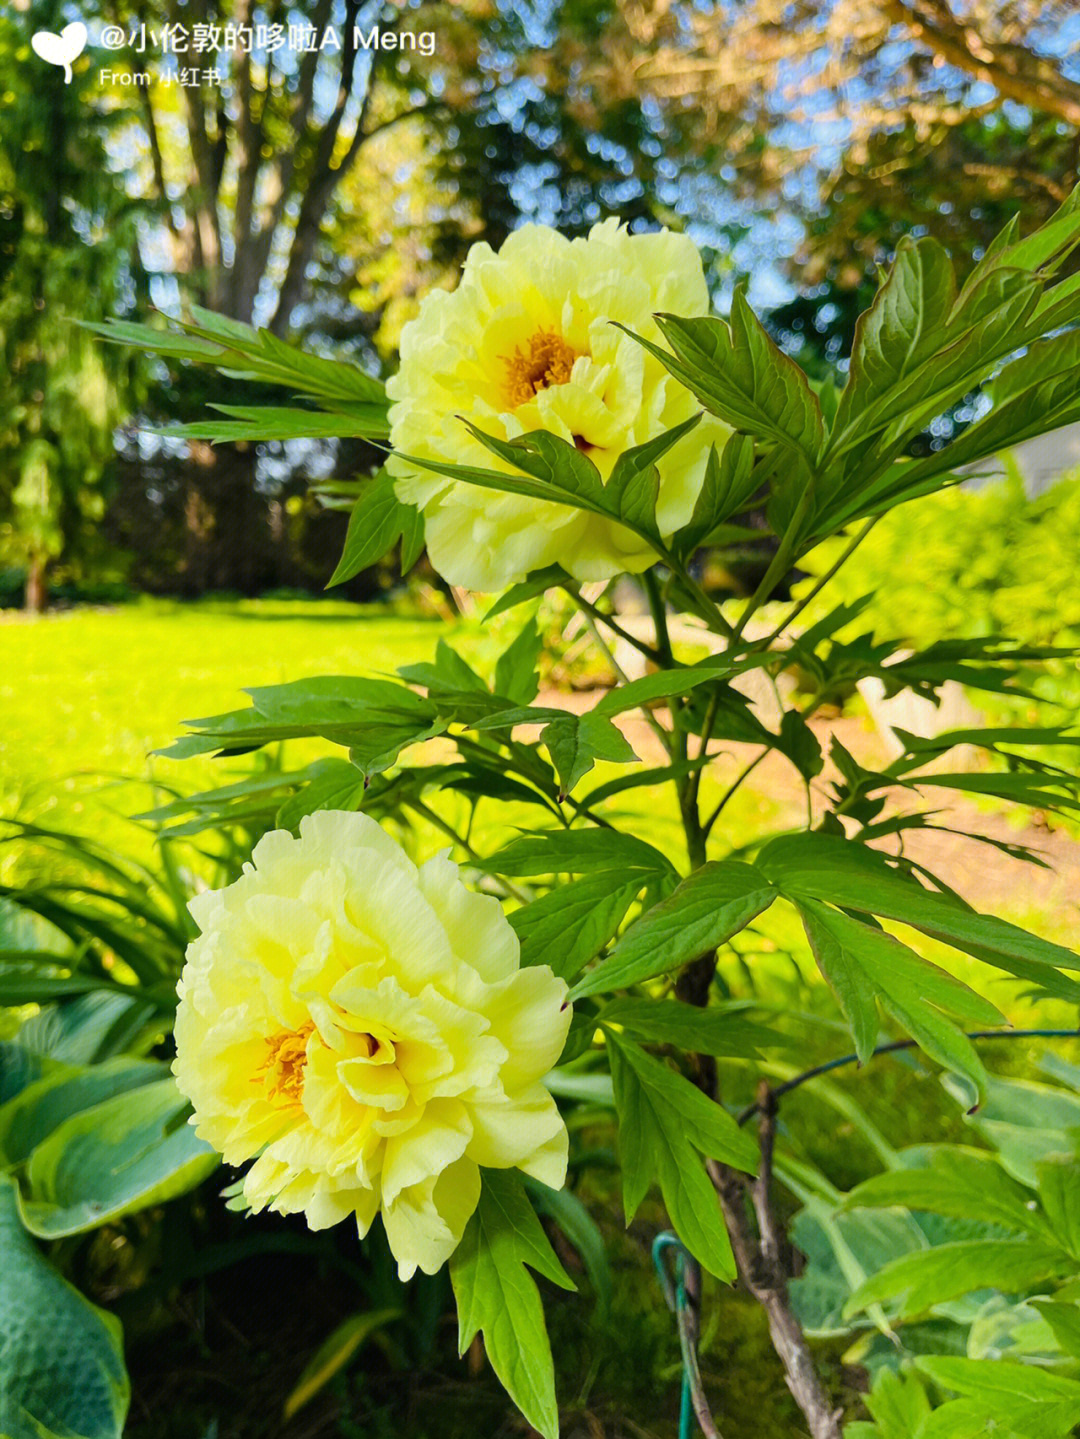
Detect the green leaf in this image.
<box><xmin>797</xmin><ymin>899</ymin><xmax>997</xmax><ymax>1098</ymax></box>
<box><xmin>598</xmin><ymin>997</ymin><xmax>791</xmax><ymax>1057</ymax></box>
<box><xmin>645</xmin><ymin>296</ymin><xmax>824</xmax><ymax>460</ymax></box>
<box><xmin>916</xmin><ymin>1355</ymin><xmax>1080</xmax><ymax>1437</ymax></box>
<box><xmin>1036</xmin><ymin>1158</ymin><xmax>1080</xmax><ymax>1262</ymax></box>
<box><xmin>542</xmin><ymin>712</ymin><xmax>638</xmax><ymax>796</ymax></box>
<box><xmin>509</xmin><ymin>872</ymin><xmax>647</xmax><ymax>980</ymax></box>
<box><xmin>832</xmin><ymin>235</ymin><xmax>956</xmax><ymax>439</ymax></box>
<box><xmin>494</xmin><ymin>619</ymin><xmax>543</xmax><ymax>705</ymax></box>
<box><xmin>450</xmin><ymin>1170</ymin><xmax>574</xmax><ymax>1439</ymax></box>
<box><xmin>678</xmin><ymin>434</ymin><xmax>760</xmax><ymax>554</ymax></box>
<box><xmin>1031</xmin><ymin>1300</ymin><xmax>1080</xmax><ymax>1361</ymax></box>
<box><xmin>843</xmin><ymin>1239</ymin><xmax>1071</xmax><ymax>1320</ymax></box>
<box><xmin>282</xmin><ymin>1309</ymin><xmax>400</xmax><ymax>1421</ymax></box>
<box><xmin>757</xmin><ymin>834</ymin><xmax>1080</xmax><ymax>981</ymax></box>
<box><xmin>859</xmin><ymin>1369</ymin><xmax>934</xmax><ymax>1439</ymax></box>
<box><xmin>17</xmin><ymin>1079</ymin><xmax>218</xmax><ymax>1238</ymax></box>
<box><xmin>570</xmin><ymin>860</ymin><xmax>777</xmax><ymax>1000</ymax></box>
<box><xmin>592</xmin><ymin>661</ymin><xmax>733</xmax><ymax>717</ymax></box>
<box><xmin>463</xmin><ymin>424</ymin><xmax>609</xmax><ymax>509</ymax></box>
<box><xmin>788</xmin><ymin>1205</ymin><xmax>929</xmax><ymax>1337</ymax></box>
<box><xmin>484</xmin><ymin>565</ymin><xmax>569</xmax><ymax>620</ymax></box>
<box><xmin>489</xmin><ymin>828</ymin><xmax>675</xmax><ymax>877</ymax></box>
<box><xmin>0</xmin><ymin>1177</ymin><xmax>129</xmax><ymax>1439</ymax></box>
<box><xmin>158</xmin><ymin>403</ymin><xmax>390</xmax><ymax>442</ymax></box>
<box><xmin>844</xmin><ymin>1148</ymin><xmax>1048</xmax><ymax>1239</ymax></box>
<box><xmin>0</xmin><ymin>1057</ymin><xmax>163</xmax><ymax>1171</ymax></box>
<box><xmin>603</xmin><ymin>415</ymin><xmax>703</xmax><ymax>535</ymax></box>
<box><xmin>606</xmin><ymin>1033</ymin><xmax>753</xmax><ymax>1279</ymax></box>
<box><xmin>328</xmin><ymin>471</ymin><xmax>423</xmax><ymax>587</ymax></box>
<box><xmin>525</xmin><ymin>1179</ymin><xmax>612</xmax><ymax>1322</ymax></box>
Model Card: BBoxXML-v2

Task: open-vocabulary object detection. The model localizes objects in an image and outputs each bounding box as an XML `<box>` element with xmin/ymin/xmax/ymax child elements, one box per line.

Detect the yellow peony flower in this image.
<box><xmin>172</xmin><ymin>811</ymin><xmax>571</xmax><ymax>1280</ymax></box>
<box><xmin>386</xmin><ymin>219</ymin><xmax>730</xmax><ymax>591</ymax></box>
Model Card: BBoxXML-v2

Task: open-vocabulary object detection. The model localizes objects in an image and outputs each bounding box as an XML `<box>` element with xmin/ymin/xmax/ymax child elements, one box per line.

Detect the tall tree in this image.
<box><xmin>0</xmin><ymin>4</ymin><xmax>142</xmax><ymax>611</ymax></box>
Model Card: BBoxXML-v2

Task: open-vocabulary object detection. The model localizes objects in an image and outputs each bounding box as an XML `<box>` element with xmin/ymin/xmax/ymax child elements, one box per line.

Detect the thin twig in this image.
<box><xmin>736</xmin><ymin>1028</ymin><xmax>1080</xmax><ymax>1126</ymax></box>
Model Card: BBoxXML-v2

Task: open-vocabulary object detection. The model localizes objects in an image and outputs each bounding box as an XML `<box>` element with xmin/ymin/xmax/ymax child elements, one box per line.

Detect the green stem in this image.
<box><xmin>732</xmin><ymin>483</ymin><xmax>815</xmax><ymax>643</ymax></box>
<box><xmin>756</xmin><ymin>514</ymin><xmax>881</xmax><ymax>651</ymax></box>
<box><xmin>564</xmin><ymin>585</ymin><xmax>661</xmax><ymax>663</ymax></box>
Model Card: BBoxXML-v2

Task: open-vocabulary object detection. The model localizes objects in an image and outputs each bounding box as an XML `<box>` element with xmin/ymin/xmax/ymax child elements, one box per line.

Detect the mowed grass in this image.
<box><xmin>1</xmin><ymin>598</ymin><xmax>451</xmax><ymax>869</ymax></box>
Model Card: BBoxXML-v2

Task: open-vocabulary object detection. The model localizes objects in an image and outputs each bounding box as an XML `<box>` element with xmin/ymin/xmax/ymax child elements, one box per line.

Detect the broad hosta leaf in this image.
<box><xmin>450</xmin><ymin>1169</ymin><xmax>574</xmax><ymax>1439</ymax></box>
<box><xmin>598</xmin><ymin>997</ymin><xmax>790</xmax><ymax>1057</ymax></box>
<box><xmin>606</xmin><ymin>1032</ymin><xmax>755</xmax><ymax>1279</ymax></box>
<box><xmin>788</xmin><ymin>1205</ymin><xmax>929</xmax><ymax>1337</ymax></box>
<box><xmin>0</xmin><ymin>1058</ymin><xmax>163</xmax><ymax>1171</ymax></box>
<box><xmin>0</xmin><ymin>1177</ymin><xmax>129</xmax><ymax>1439</ymax></box>
<box><xmin>845</xmin><ymin>1148</ymin><xmax>1047</xmax><ymax>1240</ymax></box>
<box><xmin>17</xmin><ymin>1079</ymin><xmax>218</xmax><ymax>1238</ymax></box>
<box><xmin>570</xmin><ymin>860</ymin><xmax>778</xmax><ymax>1000</ymax></box>
<box><xmin>798</xmin><ymin>900</ymin><xmax>997</xmax><ymax>1099</ymax></box>
<box><xmin>328</xmin><ymin>470</ymin><xmax>423</xmax><ymax>586</ymax></box>
<box><xmin>843</xmin><ymin>1239</ymin><xmax>1071</xmax><ymax>1320</ymax></box>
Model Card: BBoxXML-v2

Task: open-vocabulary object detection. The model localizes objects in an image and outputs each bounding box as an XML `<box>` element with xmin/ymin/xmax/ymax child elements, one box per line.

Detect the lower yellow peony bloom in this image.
<box><xmin>172</xmin><ymin>811</ymin><xmax>572</xmax><ymax>1279</ymax></box>
<box><xmin>386</xmin><ymin>219</ymin><xmax>730</xmax><ymax>591</ymax></box>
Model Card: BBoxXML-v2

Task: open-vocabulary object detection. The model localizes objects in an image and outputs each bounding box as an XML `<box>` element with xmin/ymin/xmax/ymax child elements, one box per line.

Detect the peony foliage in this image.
<box><xmin>17</xmin><ymin>186</ymin><xmax>1080</xmax><ymax>1435</ymax></box>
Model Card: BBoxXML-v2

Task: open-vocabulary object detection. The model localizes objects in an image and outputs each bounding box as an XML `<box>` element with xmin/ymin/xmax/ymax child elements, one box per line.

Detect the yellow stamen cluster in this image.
<box><xmin>503</xmin><ymin>331</ymin><xmax>579</xmax><ymax>408</ymax></box>
<box><xmin>256</xmin><ymin>1023</ymin><xmax>314</xmax><ymax>1109</ymax></box>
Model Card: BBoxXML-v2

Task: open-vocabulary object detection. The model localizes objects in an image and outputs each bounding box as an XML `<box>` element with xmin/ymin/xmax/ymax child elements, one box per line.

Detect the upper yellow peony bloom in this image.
<box><xmin>386</xmin><ymin>219</ymin><xmax>730</xmax><ymax>591</ymax></box>
<box><xmin>172</xmin><ymin>811</ymin><xmax>571</xmax><ymax>1280</ymax></box>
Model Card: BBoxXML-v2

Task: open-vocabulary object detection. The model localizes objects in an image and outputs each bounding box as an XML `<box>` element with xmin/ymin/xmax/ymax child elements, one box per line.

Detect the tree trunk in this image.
<box><xmin>24</xmin><ymin>555</ymin><xmax>48</xmax><ymax>613</ymax></box>
<box><xmin>181</xmin><ymin>442</ymin><xmax>273</xmax><ymax>595</ymax></box>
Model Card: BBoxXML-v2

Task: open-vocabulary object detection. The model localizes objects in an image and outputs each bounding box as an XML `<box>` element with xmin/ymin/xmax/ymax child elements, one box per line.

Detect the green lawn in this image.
<box><xmin>3</xmin><ymin>597</ymin><xmax>445</xmax><ymax>790</ymax></box>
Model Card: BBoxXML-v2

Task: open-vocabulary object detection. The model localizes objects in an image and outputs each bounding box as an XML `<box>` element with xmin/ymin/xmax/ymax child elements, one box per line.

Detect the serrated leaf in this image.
<box><xmin>571</xmin><ymin>860</ymin><xmax>777</xmax><ymax>1000</ymax></box>
<box><xmin>642</xmin><ymin>299</ymin><xmax>824</xmax><ymax>460</ymax></box>
<box><xmin>450</xmin><ymin>1170</ymin><xmax>573</xmax><ymax>1439</ymax></box>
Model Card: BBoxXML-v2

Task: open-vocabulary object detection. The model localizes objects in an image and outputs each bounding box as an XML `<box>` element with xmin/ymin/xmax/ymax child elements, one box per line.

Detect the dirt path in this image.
<box><xmin>535</xmin><ymin>689</ymin><xmax>1080</xmax><ymax>936</ymax></box>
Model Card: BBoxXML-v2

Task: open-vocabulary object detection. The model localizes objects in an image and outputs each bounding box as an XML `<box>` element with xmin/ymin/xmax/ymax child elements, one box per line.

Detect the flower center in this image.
<box><xmin>503</xmin><ymin>330</ymin><xmax>579</xmax><ymax>408</ymax></box>
<box><xmin>255</xmin><ymin>1023</ymin><xmax>314</xmax><ymax>1109</ymax></box>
